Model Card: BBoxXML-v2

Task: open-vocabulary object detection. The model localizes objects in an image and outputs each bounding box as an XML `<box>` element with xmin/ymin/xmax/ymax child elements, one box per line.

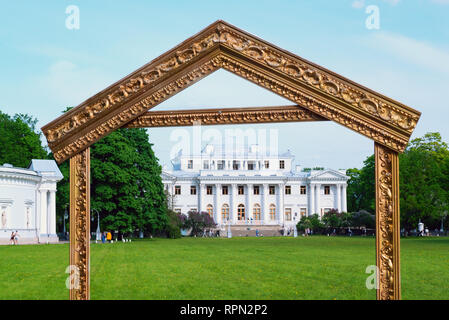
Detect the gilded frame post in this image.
<box><xmin>375</xmin><ymin>142</ymin><xmax>401</xmax><ymax>300</ymax></box>
<box><xmin>69</xmin><ymin>148</ymin><xmax>91</xmax><ymax>300</ymax></box>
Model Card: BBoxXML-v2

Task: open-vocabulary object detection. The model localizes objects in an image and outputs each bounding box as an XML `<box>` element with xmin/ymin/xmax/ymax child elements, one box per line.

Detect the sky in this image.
<box><xmin>0</xmin><ymin>0</ymin><xmax>448</xmax><ymax>170</ymax></box>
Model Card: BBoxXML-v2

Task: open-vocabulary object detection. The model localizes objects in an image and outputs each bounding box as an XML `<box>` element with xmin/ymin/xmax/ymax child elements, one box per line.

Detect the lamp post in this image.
<box><xmin>227</xmin><ymin>218</ymin><xmax>232</xmax><ymax>238</ymax></box>
<box><xmin>91</xmin><ymin>208</ymin><xmax>101</xmax><ymax>241</ymax></box>
<box><xmin>63</xmin><ymin>205</ymin><xmax>68</xmax><ymax>240</ymax></box>
<box><xmin>293</xmin><ymin>216</ymin><xmax>298</xmax><ymax>237</ymax></box>
<box><xmin>440</xmin><ymin>211</ymin><xmax>447</xmax><ymax>234</ymax></box>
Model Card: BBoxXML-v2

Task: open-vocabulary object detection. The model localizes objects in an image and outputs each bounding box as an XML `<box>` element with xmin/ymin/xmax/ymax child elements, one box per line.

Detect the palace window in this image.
<box><xmin>188</xmin><ymin>160</ymin><xmax>193</xmax><ymax>169</ymax></box>
<box><xmin>300</xmin><ymin>208</ymin><xmax>306</xmax><ymax>217</ymax></box>
<box><xmin>238</xmin><ymin>185</ymin><xmax>244</xmax><ymax>195</ymax></box>
<box><xmin>190</xmin><ymin>186</ymin><xmax>197</xmax><ymax>195</ymax></box>
<box><xmin>217</xmin><ymin>160</ymin><xmax>225</xmax><ymax>170</ymax></box>
<box><xmin>269</xmin><ymin>185</ymin><xmax>275</xmax><ymax>195</ymax></box>
<box><xmin>175</xmin><ymin>186</ymin><xmax>181</xmax><ymax>195</ymax></box>
<box><xmin>221</xmin><ymin>204</ymin><xmax>229</xmax><ymax>221</ymax></box>
<box><xmin>300</xmin><ymin>186</ymin><xmax>307</xmax><ymax>195</ymax></box>
<box><xmin>264</xmin><ymin>160</ymin><xmax>270</xmax><ymax>169</ymax></box>
<box><xmin>206</xmin><ymin>204</ymin><xmax>213</xmax><ymax>217</ymax></box>
<box><xmin>248</xmin><ymin>162</ymin><xmax>255</xmax><ymax>170</ymax></box>
<box><xmin>222</xmin><ymin>185</ymin><xmax>228</xmax><ymax>195</ymax></box>
<box><xmin>279</xmin><ymin>160</ymin><xmax>285</xmax><ymax>169</ymax></box>
<box><xmin>206</xmin><ymin>185</ymin><xmax>213</xmax><ymax>195</ymax></box>
<box><xmin>269</xmin><ymin>204</ymin><xmax>276</xmax><ymax>220</ymax></box>
<box><xmin>253</xmin><ymin>204</ymin><xmax>261</xmax><ymax>220</ymax></box>
<box><xmin>285</xmin><ymin>185</ymin><xmax>291</xmax><ymax>195</ymax></box>
<box><xmin>238</xmin><ymin>204</ymin><xmax>245</xmax><ymax>220</ymax></box>
<box><xmin>253</xmin><ymin>185</ymin><xmax>260</xmax><ymax>195</ymax></box>
<box><xmin>203</xmin><ymin>161</ymin><xmax>209</xmax><ymax>170</ymax></box>
<box><xmin>233</xmin><ymin>161</ymin><xmax>240</xmax><ymax>170</ymax></box>
<box><xmin>285</xmin><ymin>208</ymin><xmax>292</xmax><ymax>221</ymax></box>
<box><xmin>324</xmin><ymin>186</ymin><xmax>331</xmax><ymax>195</ymax></box>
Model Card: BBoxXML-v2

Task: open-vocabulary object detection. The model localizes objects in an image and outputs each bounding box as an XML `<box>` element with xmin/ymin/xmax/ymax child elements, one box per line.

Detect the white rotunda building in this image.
<box><xmin>0</xmin><ymin>160</ymin><xmax>63</xmax><ymax>244</ymax></box>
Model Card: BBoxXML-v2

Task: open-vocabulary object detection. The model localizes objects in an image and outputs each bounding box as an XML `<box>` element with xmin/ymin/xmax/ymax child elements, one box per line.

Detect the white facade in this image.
<box><xmin>162</xmin><ymin>145</ymin><xmax>348</xmax><ymax>230</ymax></box>
<box><xmin>0</xmin><ymin>160</ymin><xmax>63</xmax><ymax>244</ymax></box>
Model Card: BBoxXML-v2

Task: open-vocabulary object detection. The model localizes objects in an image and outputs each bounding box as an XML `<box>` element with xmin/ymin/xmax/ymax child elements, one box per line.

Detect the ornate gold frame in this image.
<box><xmin>41</xmin><ymin>20</ymin><xmax>420</xmax><ymax>300</ymax></box>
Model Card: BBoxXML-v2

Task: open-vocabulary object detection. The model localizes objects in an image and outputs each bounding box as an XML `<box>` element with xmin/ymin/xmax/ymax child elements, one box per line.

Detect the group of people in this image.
<box><xmin>9</xmin><ymin>231</ymin><xmax>19</xmax><ymax>245</ymax></box>
<box><xmin>100</xmin><ymin>231</ymin><xmax>113</xmax><ymax>243</ymax></box>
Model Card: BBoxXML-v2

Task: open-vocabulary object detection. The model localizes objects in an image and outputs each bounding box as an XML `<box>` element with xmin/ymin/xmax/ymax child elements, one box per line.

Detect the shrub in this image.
<box><xmin>182</xmin><ymin>211</ymin><xmax>216</xmax><ymax>237</ymax></box>
<box><xmin>165</xmin><ymin>209</ymin><xmax>182</xmax><ymax>239</ymax></box>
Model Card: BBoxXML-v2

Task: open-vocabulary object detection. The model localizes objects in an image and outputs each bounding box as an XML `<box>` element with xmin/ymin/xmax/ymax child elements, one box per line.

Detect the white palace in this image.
<box><xmin>162</xmin><ymin>145</ymin><xmax>348</xmax><ymax>235</ymax></box>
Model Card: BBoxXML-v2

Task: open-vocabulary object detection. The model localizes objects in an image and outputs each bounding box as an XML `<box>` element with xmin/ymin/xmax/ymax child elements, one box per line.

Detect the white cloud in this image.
<box><xmin>366</xmin><ymin>32</ymin><xmax>449</xmax><ymax>75</ymax></box>
<box><xmin>430</xmin><ymin>0</ymin><xmax>449</xmax><ymax>4</ymax></box>
<box><xmin>352</xmin><ymin>0</ymin><xmax>365</xmax><ymax>9</ymax></box>
<box><xmin>30</xmin><ymin>60</ymin><xmax>114</xmax><ymax>109</ymax></box>
<box><xmin>382</xmin><ymin>0</ymin><xmax>401</xmax><ymax>5</ymax></box>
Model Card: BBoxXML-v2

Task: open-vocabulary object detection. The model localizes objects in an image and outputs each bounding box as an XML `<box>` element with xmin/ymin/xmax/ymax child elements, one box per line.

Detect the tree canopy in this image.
<box><xmin>346</xmin><ymin>132</ymin><xmax>449</xmax><ymax>231</ymax></box>
<box><xmin>0</xmin><ymin>111</ymin><xmax>48</xmax><ymax>167</ymax></box>
<box><xmin>56</xmin><ymin>126</ymin><xmax>168</xmax><ymax>236</ymax></box>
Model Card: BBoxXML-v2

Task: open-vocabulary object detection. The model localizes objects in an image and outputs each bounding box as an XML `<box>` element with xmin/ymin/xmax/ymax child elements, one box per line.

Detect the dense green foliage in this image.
<box><xmin>165</xmin><ymin>209</ymin><xmax>182</xmax><ymax>239</ymax></box>
<box><xmin>346</xmin><ymin>132</ymin><xmax>449</xmax><ymax>231</ymax></box>
<box><xmin>1</xmin><ymin>237</ymin><xmax>448</xmax><ymax>300</ymax></box>
<box><xmin>399</xmin><ymin>133</ymin><xmax>449</xmax><ymax>230</ymax></box>
<box><xmin>0</xmin><ymin>111</ymin><xmax>48</xmax><ymax>167</ymax></box>
<box><xmin>346</xmin><ymin>155</ymin><xmax>375</xmax><ymax>213</ymax></box>
<box><xmin>56</xmin><ymin>127</ymin><xmax>167</xmax><ymax>237</ymax></box>
<box><xmin>182</xmin><ymin>211</ymin><xmax>216</xmax><ymax>236</ymax></box>
<box><xmin>296</xmin><ymin>210</ymin><xmax>374</xmax><ymax>234</ymax></box>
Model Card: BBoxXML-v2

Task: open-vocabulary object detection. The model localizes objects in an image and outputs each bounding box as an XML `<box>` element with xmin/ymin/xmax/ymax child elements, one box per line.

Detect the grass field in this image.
<box><xmin>0</xmin><ymin>236</ymin><xmax>448</xmax><ymax>300</ymax></box>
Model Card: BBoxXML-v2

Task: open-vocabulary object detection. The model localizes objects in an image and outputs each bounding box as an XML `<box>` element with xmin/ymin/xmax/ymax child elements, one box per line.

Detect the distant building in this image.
<box><xmin>162</xmin><ymin>144</ymin><xmax>348</xmax><ymax>235</ymax></box>
<box><xmin>0</xmin><ymin>160</ymin><xmax>63</xmax><ymax>244</ymax></box>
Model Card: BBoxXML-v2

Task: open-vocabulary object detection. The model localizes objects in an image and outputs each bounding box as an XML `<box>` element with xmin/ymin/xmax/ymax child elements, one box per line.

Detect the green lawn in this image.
<box><xmin>0</xmin><ymin>236</ymin><xmax>448</xmax><ymax>300</ymax></box>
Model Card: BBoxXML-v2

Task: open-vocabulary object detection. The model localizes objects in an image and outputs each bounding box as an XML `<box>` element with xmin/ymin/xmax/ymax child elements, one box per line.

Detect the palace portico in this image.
<box><xmin>162</xmin><ymin>144</ymin><xmax>348</xmax><ymax>230</ymax></box>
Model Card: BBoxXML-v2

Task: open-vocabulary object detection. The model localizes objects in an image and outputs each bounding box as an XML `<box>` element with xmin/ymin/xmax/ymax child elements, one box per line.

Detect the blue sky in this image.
<box><xmin>0</xmin><ymin>0</ymin><xmax>448</xmax><ymax>169</ymax></box>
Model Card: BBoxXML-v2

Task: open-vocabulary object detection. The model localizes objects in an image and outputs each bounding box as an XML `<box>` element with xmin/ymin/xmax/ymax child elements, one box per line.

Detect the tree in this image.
<box><xmin>165</xmin><ymin>209</ymin><xmax>182</xmax><ymax>239</ymax></box>
<box><xmin>346</xmin><ymin>132</ymin><xmax>449</xmax><ymax>231</ymax></box>
<box><xmin>0</xmin><ymin>111</ymin><xmax>48</xmax><ymax>167</ymax></box>
<box><xmin>322</xmin><ymin>209</ymin><xmax>342</xmax><ymax>229</ymax></box>
<box><xmin>399</xmin><ymin>132</ymin><xmax>449</xmax><ymax>230</ymax></box>
<box><xmin>296</xmin><ymin>214</ymin><xmax>324</xmax><ymax>233</ymax></box>
<box><xmin>182</xmin><ymin>211</ymin><xmax>216</xmax><ymax>236</ymax></box>
<box><xmin>351</xmin><ymin>210</ymin><xmax>375</xmax><ymax>229</ymax></box>
<box><xmin>90</xmin><ymin>128</ymin><xmax>167</xmax><ymax>236</ymax></box>
<box><xmin>346</xmin><ymin>155</ymin><xmax>375</xmax><ymax>213</ymax></box>
<box><xmin>55</xmin><ymin>118</ymin><xmax>167</xmax><ymax>237</ymax></box>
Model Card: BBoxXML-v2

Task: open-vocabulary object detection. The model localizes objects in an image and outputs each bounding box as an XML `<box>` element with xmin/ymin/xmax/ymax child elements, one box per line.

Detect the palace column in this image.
<box><xmin>315</xmin><ymin>184</ymin><xmax>321</xmax><ymax>217</ymax></box>
<box><xmin>246</xmin><ymin>183</ymin><xmax>253</xmax><ymax>222</ymax></box>
<box><xmin>214</xmin><ymin>183</ymin><xmax>221</xmax><ymax>225</ymax></box>
<box><xmin>262</xmin><ymin>184</ymin><xmax>269</xmax><ymax>224</ymax></box>
<box><xmin>336</xmin><ymin>184</ymin><xmax>342</xmax><ymax>212</ymax></box>
<box><xmin>198</xmin><ymin>183</ymin><xmax>206</xmax><ymax>213</ymax></box>
<box><xmin>278</xmin><ymin>183</ymin><xmax>285</xmax><ymax>225</ymax></box>
<box><xmin>309</xmin><ymin>184</ymin><xmax>315</xmax><ymax>215</ymax></box>
<box><xmin>342</xmin><ymin>184</ymin><xmax>347</xmax><ymax>212</ymax></box>
<box><xmin>49</xmin><ymin>190</ymin><xmax>57</xmax><ymax>236</ymax></box>
<box><xmin>231</xmin><ymin>183</ymin><xmax>237</xmax><ymax>224</ymax></box>
<box><xmin>39</xmin><ymin>189</ymin><xmax>48</xmax><ymax>238</ymax></box>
